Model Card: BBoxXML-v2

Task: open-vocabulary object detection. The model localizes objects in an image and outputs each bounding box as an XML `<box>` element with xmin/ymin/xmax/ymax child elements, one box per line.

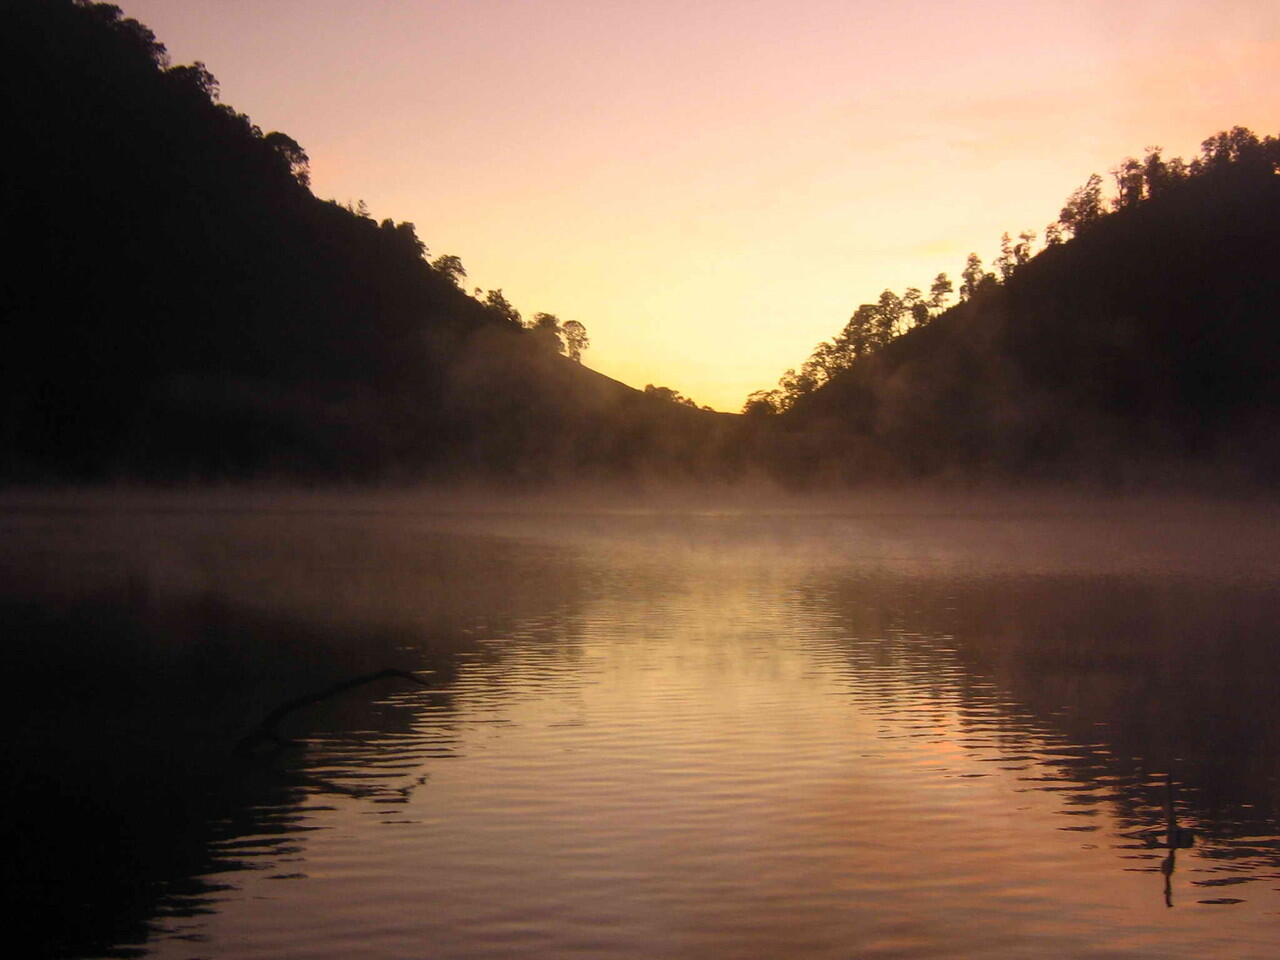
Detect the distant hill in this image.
<box><xmin>0</xmin><ymin>0</ymin><xmax>730</xmax><ymax>482</ymax></box>
<box><xmin>11</xmin><ymin>3</ymin><xmax>1273</xmax><ymax>489</ymax></box>
<box><xmin>755</xmin><ymin>136</ymin><xmax>1280</xmax><ymax>486</ymax></box>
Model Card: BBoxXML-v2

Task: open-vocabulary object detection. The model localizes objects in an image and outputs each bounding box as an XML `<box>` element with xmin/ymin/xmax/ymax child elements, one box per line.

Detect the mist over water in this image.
<box><xmin>5</xmin><ymin>489</ymin><xmax>1280</xmax><ymax>959</ymax></box>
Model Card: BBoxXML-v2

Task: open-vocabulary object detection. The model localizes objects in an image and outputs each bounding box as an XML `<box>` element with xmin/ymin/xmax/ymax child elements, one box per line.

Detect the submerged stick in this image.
<box><xmin>236</xmin><ymin>668</ymin><xmax>432</xmax><ymax>756</ymax></box>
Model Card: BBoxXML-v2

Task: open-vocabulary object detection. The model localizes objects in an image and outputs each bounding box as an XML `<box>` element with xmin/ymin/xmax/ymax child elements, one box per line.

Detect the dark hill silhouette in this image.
<box><xmin>8</xmin><ymin>3</ymin><xmax>1275</xmax><ymax>488</ymax></box>
<box><xmin>756</xmin><ymin>143</ymin><xmax>1280</xmax><ymax>486</ymax></box>
<box><xmin>1</xmin><ymin>0</ymin><xmax>729</xmax><ymax>482</ymax></box>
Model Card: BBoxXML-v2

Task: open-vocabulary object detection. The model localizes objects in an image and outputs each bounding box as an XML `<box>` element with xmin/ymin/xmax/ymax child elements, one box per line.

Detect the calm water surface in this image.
<box><xmin>5</xmin><ymin>492</ymin><xmax>1280</xmax><ymax>958</ymax></box>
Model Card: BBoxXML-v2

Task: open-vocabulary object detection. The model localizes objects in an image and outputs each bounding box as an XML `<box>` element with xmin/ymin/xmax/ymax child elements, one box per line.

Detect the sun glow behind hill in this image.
<box><xmin>116</xmin><ymin>0</ymin><xmax>1280</xmax><ymax>411</ymax></box>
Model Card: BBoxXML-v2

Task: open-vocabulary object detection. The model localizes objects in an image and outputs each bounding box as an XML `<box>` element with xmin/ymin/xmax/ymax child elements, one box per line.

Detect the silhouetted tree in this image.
<box><xmin>379</xmin><ymin>218</ymin><xmax>426</xmax><ymax>259</ymax></box>
<box><xmin>843</xmin><ymin>304</ymin><xmax>880</xmax><ymax>356</ymax></box>
<box><xmin>1111</xmin><ymin>157</ymin><xmax>1145</xmax><ymax>210</ymax></box>
<box><xmin>778</xmin><ymin>366</ymin><xmax>820</xmax><ymax>408</ymax></box>
<box><xmin>804</xmin><ymin>340</ymin><xmax>845</xmax><ymax>382</ymax></box>
<box><xmin>561</xmin><ymin>319</ymin><xmax>589</xmax><ymax>362</ymax></box>
<box><xmin>431</xmin><ymin>254</ymin><xmax>467</xmax><ymax>287</ymax></box>
<box><xmin>529</xmin><ymin>312</ymin><xmax>564</xmax><ymax>353</ymax></box>
<box><xmin>928</xmin><ymin>273</ymin><xmax>953</xmax><ymax>312</ymax></box>
<box><xmin>644</xmin><ymin>384</ymin><xmax>699</xmax><ymax>407</ymax></box>
<box><xmin>960</xmin><ymin>253</ymin><xmax>985</xmax><ymax>300</ymax></box>
<box><xmin>901</xmin><ymin>287</ymin><xmax>928</xmax><ymax>328</ymax></box>
<box><xmin>875</xmin><ymin>289</ymin><xmax>904</xmax><ymax>340</ymax></box>
<box><xmin>1199</xmin><ymin>126</ymin><xmax>1263</xmax><ymax>171</ymax></box>
<box><xmin>994</xmin><ymin>233</ymin><xmax>1016</xmax><ymax>281</ymax></box>
<box><xmin>1137</xmin><ymin>146</ymin><xmax>1190</xmax><ymax>198</ymax></box>
<box><xmin>483</xmin><ymin>289</ymin><xmax>521</xmax><ymax>326</ymax></box>
<box><xmin>1014</xmin><ymin>230</ymin><xmax>1036</xmax><ymax>268</ymax></box>
<box><xmin>263</xmin><ymin>131</ymin><xmax>310</xmax><ymax>187</ymax></box>
<box><xmin>742</xmin><ymin>389</ymin><xmax>780</xmax><ymax>416</ymax></box>
<box><xmin>1058</xmin><ymin>173</ymin><xmax>1105</xmax><ymax>238</ymax></box>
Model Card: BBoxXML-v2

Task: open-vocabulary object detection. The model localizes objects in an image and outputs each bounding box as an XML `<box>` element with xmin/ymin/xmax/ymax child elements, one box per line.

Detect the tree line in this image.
<box><xmin>745</xmin><ymin>126</ymin><xmax>1280</xmax><ymax>415</ymax></box>
<box><xmin>642</xmin><ymin>384</ymin><xmax>713</xmax><ymax>411</ymax></box>
<box><xmin>327</xmin><ymin>199</ymin><xmax>591</xmax><ymax>363</ymax></box>
<box><xmin>3</xmin><ymin>0</ymin><xmax>615</xmax><ymax>480</ymax></box>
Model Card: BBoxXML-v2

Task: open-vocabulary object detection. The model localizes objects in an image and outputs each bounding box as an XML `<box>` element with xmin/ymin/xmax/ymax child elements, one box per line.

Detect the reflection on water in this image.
<box><xmin>4</xmin><ymin>493</ymin><xmax>1280</xmax><ymax>958</ymax></box>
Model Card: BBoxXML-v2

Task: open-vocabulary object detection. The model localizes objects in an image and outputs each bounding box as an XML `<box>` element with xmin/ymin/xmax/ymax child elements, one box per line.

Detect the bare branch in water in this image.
<box><xmin>236</xmin><ymin>668</ymin><xmax>432</xmax><ymax>756</ymax></box>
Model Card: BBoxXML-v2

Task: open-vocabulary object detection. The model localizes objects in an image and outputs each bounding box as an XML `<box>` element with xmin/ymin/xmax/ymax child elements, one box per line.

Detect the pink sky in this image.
<box><xmin>118</xmin><ymin>0</ymin><xmax>1279</xmax><ymax>410</ymax></box>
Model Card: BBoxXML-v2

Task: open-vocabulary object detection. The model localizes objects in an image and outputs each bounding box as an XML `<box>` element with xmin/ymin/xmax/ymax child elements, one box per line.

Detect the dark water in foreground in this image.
<box><xmin>5</xmin><ymin>492</ymin><xmax>1280</xmax><ymax>959</ymax></box>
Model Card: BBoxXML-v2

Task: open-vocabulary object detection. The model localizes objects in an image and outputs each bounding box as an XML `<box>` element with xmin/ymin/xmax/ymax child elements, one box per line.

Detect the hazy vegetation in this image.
<box><xmin>749</xmin><ymin>127</ymin><xmax>1280</xmax><ymax>418</ymax></box>
<box><xmin>2</xmin><ymin>0</ymin><xmax>728</xmax><ymax>483</ymax></box>
<box><xmin>643</xmin><ymin>384</ymin><xmax>715</xmax><ymax>411</ymax></box>
<box><xmin>734</xmin><ymin>125</ymin><xmax>1280</xmax><ymax>487</ymax></box>
<box><xmin>4</xmin><ymin>1</ymin><xmax>1278</xmax><ymax>489</ymax></box>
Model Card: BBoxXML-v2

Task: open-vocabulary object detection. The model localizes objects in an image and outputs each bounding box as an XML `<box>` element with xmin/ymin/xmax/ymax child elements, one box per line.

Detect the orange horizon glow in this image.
<box><xmin>117</xmin><ymin>0</ymin><xmax>1279</xmax><ymax>411</ymax></box>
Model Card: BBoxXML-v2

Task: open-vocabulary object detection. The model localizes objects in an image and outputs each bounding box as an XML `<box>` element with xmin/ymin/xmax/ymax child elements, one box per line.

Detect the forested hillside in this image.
<box><xmin>0</xmin><ymin>0</ymin><xmax>730</xmax><ymax>482</ymax></box>
<box><xmin>6</xmin><ymin>1</ymin><xmax>1276</xmax><ymax>488</ymax></box>
<box><xmin>752</xmin><ymin>128</ymin><xmax>1280</xmax><ymax>485</ymax></box>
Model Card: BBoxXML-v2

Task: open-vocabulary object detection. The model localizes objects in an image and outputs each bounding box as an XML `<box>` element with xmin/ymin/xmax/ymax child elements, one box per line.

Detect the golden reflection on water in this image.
<box><xmin>4</xmin><ymin>493</ymin><xmax>1280</xmax><ymax>959</ymax></box>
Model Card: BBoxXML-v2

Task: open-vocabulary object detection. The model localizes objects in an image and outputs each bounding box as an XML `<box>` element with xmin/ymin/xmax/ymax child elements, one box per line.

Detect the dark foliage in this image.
<box><xmin>8</xmin><ymin>2</ymin><xmax>1276</xmax><ymax>488</ymax></box>
<box><xmin>755</xmin><ymin>131</ymin><xmax>1280</xmax><ymax>486</ymax></box>
<box><xmin>1</xmin><ymin>0</ymin><xmax>726</xmax><ymax>482</ymax></box>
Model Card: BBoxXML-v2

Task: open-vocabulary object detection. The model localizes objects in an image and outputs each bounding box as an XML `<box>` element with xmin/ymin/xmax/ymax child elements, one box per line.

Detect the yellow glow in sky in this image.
<box><xmin>118</xmin><ymin>0</ymin><xmax>1279</xmax><ymax>410</ymax></box>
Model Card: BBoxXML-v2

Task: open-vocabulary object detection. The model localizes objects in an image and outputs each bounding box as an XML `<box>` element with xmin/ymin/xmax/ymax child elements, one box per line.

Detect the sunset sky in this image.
<box><xmin>118</xmin><ymin>0</ymin><xmax>1278</xmax><ymax>411</ymax></box>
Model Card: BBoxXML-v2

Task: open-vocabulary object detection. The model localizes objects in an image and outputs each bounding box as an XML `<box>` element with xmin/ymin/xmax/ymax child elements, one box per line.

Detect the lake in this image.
<box><xmin>5</xmin><ymin>490</ymin><xmax>1280</xmax><ymax>959</ymax></box>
